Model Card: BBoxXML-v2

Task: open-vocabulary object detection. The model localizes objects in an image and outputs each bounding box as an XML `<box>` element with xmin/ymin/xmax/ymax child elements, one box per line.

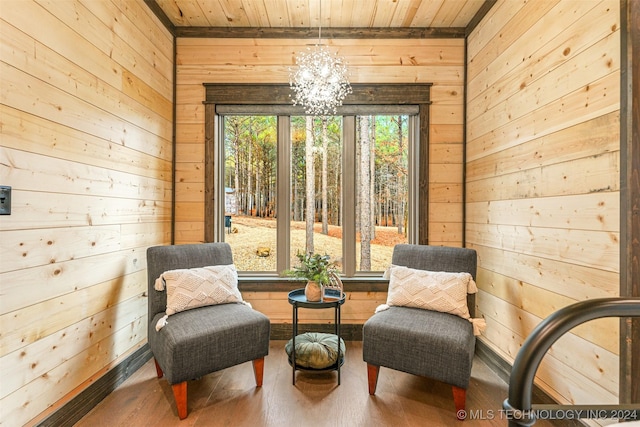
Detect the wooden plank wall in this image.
<box><xmin>175</xmin><ymin>38</ymin><xmax>465</xmax><ymax>246</ymax></box>
<box><xmin>0</xmin><ymin>1</ymin><xmax>173</xmax><ymax>425</ymax></box>
<box><xmin>242</xmin><ymin>290</ymin><xmax>387</xmax><ymax>326</ymax></box>
<box><xmin>466</xmin><ymin>0</ymin><xmax>621</xmax><ymax>418</ymax></box>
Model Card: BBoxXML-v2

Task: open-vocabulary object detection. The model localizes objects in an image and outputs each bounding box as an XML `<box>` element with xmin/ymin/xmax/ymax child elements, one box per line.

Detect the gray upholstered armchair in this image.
<box><xmin>147</xmin><ymin>243</ymin><xmax>270</xmax><ymax>419</ymax></box>
<box><xmin>363</xmin><ymin>244</ymin><xmax>478</xmax><ymax>420</ymax></box>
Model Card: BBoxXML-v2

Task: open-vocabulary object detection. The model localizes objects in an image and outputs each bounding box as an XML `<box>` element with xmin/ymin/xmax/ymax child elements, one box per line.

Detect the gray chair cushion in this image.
<box><xmin>149</xmin><ymin>303</ymin><xmax>270</xmax><ymax>384</ymax></box>
<box><xmin>363</xmin><ymin>306</ymin><xmax>475</xmax><ymax>389</ymax></box>
<box><xmin>146</xmin><ymin>243</ymin><xmax>270</xmax><ymax>385</ymax></box>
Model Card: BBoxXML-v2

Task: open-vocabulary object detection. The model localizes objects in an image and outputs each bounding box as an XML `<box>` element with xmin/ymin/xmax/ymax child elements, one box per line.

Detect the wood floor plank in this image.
<box><xmin>74</xmin><ymin>341</ymin><xmax>557</xmax><ymax>427</ymax></box>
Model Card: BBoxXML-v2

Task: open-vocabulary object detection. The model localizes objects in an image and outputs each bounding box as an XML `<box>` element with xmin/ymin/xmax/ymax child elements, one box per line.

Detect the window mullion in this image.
<box><xmin>408</xmin><ymin>115</ymin><xmax>419</xmax><ymax>245</ymax></box>
<box><xmin>342</xmin><ymin>116</ymin><xmax>356</xmax><ymax>277</ymax></box>
<box><xmin>276</xmin><ymin>115</ymin><xmax>291</xmax><ymax>273</ymax></box>
<box><xmin>214</xmin><ymin>113</ymin><xmax>225</xmax><ymax>242</ymax></box>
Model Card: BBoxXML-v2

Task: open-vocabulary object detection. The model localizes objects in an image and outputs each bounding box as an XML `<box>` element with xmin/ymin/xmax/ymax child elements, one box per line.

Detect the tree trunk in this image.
<box><xmin>293</xmin><ymin>165</ymin><xmax>299</xmax><ymax>221</ymax></box>
<box><xmin>359</xmin><ymin>115</ymin><xmax>371</xmax><ymax>270</ymax></box>
<box><xmin>386</xmin><ymin>183</ymin><xmax>390</xmax><ymax>226</ymax></box>
<box><xmin>321</xmin><ymin>118</ymin><xmax>329</xmax><ymax>235</ymax></box>
<box><xmin>337</xmin><ymin>156</ymin><xmax>342</xmax><ymax>227</ymax></box>
<box><xmin>397</xmin><ymin>115</ymin><xmax>404</xmax><ymax>235</ymax></box>
<box><xmin>233</xmin><ymin>124</ymin><xmax>240</xmax><ymax>215</ymax></box>
<box><xmin>305</xmin><ymin>116</ymin><xmax>315</xmax><ymax>254</ymax></box>
<box><xmin>293</xmin><ymin>140</ymin><xmax>300</xmax><ymax>221</ymax></box>
<box><xmin>255</xmin><ymin>165</ymin><xmax>261</xmax><ymax>217</ymax></box>
<box><xmin>370</xmin><ymin>117</ymin><xmax>376</xmax><ymax>240</ymax></box>
<box><xmin>247</xmin><ymin>120</ymin><xmax>253</xmax><ymax>216</ymax></box>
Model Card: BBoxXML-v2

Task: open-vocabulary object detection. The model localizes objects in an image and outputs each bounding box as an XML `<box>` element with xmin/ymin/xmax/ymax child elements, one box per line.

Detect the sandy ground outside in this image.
<box><xmin>224</xmin><ymin>215</ymin><xmax>407</xmax><ymax>272</ymax></box>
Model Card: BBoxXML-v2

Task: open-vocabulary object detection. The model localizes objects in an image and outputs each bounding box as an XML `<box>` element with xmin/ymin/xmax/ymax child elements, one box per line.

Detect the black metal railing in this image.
<box><xmin>503</xmin><ymin>297</ymin><xmax>640</xmax><ymax>426</ymax></box>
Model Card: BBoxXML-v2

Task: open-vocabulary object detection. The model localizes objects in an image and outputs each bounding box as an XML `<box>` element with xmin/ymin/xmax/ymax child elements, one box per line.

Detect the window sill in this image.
<box><xmin>237</xmin><ymin>275</ymin><xmax>389</xmax><ymax>293</ymax></box>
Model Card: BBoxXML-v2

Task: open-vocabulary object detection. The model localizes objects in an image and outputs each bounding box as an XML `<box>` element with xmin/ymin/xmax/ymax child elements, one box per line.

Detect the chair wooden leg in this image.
<box><xmin>452</xmin><ymin>386</ymin><xmax>466</xmax><ymax>420</ymax></box>
<box><xmin>367</xmin><ymin>364</ymin><xmax>380</xmax><ymax>395</ymax></box>
<box><xmin>172</xmin><ymin>381</ymin><xmax>188</xmax><ymax>420</ymax></box>
<box><xmin>252</xmin><ymin>357</ymin><xmax>265</xmax><ymax>387</ymax></box>
<box><xmin>153</xmin><ymin>359</ymin><xmax>163</xmax><ymax>379</ymax></box>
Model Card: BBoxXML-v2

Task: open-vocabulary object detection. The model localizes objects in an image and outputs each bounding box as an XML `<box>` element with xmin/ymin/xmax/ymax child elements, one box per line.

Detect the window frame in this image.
<box><xmin>203</xmin><ymin>83</ymin><xmax>432</xmax><ymax>276</ymax></box>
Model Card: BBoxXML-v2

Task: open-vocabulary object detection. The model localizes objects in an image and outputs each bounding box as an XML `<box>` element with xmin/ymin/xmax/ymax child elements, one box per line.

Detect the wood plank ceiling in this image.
<box><xmin>154</xmin><ymin>0</ymin><xmax>488</xmax><ymax>30</ymax></box>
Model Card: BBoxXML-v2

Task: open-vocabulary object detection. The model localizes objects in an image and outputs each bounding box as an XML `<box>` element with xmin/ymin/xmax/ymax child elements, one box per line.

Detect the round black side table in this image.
<box><xmin>287</xmin><ymin>288</ymin><xmax>346</xmax><ymax>385</ymax></box>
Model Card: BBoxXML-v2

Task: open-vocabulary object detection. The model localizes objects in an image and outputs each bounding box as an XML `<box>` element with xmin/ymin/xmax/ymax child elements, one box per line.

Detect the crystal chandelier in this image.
<box><xmin>289</xmin><ymin>4</ymin><xmax>352</xmax><ymax>116</ymax></box>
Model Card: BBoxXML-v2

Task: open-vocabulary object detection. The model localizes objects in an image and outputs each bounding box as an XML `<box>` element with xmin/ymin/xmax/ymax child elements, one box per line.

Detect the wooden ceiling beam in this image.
<box><xmin>144</xmin><ymin>0</ymin><xmax>496</xmax><ymax>39</ymax></box>
<box><xmin>174</xmin><ymin>26</ymin><xmax>466</xmax><ymax>39</ymax></box>
<box><xmin>466</xmin><ymin>0</ymin><xmax>497</xmax><ymax>36</ymax></box>
<box><xmin>144</xmin><ymin>0</ymin><xmax>175</xmax><ymax>35</ymax></box>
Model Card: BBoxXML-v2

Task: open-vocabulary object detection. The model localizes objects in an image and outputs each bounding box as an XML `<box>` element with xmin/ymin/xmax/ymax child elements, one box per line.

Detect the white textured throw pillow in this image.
<box><xmin>154</xmin><ymin>264</ymin><xmax>248</xmax><ymax>330</ymax></box>
<box><xmin>377</xmin><ymin>265</ymin><xmax>486</xmax><ymax>336</ymax></box>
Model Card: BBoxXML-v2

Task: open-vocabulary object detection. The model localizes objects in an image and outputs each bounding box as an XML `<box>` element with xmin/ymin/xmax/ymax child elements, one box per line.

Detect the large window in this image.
<box><xmin>221</xmin><ymin>114</ymin><xmax>412</xmax><ymax>274</ymax></box>
<box><xmin>289</xmin><ymin>116</ymin><xmax>344</xmax><ymax>268</ymax></box>
<box><xmin>222</xmin><ymin>115</ymin><xmax>278</xmax><ymax>272</ymax></box>
<box><xmin>355</xmin><ymin>115</ymin><xmax>410</xmax><ymax>272</ymax></box>
<box><xmin>204</xmin><ymin>84</ymin><xmax>431</xmax><ymax>277</ymax></box>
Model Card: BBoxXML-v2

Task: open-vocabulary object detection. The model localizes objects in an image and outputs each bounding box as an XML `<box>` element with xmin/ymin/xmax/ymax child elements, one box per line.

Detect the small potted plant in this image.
<box><xmin>284</xmin><ymin>252</ymin><xmax>338</xmax><ymax>302</ymax></box>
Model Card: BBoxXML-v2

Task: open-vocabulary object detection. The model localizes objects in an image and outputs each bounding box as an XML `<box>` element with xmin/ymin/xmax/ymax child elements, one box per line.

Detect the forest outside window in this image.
<box><xmin>218</xmin><ymin>113</ymin><xmax>415</xmax><ymax>276</ymax></box>
<box><xmin>204</xmin><ymin>83</ymin><xmax>431</xmax><ymax>278</ymax></box>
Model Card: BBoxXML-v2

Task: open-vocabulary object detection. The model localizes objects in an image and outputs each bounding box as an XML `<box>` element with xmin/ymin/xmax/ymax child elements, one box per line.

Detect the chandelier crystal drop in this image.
<box><xmin>290</xmin><ymin>44</ymin><xmax>352</xmax><ymax>116</ymax></box>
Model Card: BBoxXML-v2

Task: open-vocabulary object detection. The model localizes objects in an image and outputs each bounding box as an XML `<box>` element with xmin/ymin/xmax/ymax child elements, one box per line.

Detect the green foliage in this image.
<box><xmin>283</xmin><ymin>252</ymin><xmax>337</xmax><ymax>285</ymax></box>
<box><xmin>224</xmin><ymin>114</ymin><xmax>409</xmax><ymax>229</ymax></box>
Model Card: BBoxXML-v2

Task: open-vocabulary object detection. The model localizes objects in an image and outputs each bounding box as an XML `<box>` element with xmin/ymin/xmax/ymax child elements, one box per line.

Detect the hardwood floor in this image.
<box><xmin>74</xmin><ymin>341</ymin><xmax>556</xmax><ymax>427</ymax></box>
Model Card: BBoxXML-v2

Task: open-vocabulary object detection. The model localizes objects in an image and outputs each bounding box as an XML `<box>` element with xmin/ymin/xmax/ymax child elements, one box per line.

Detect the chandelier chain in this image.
<box><xmin>318</xmin><ymin>0</ymin><xmax>321</xmax><ymax>44</ymax></box>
